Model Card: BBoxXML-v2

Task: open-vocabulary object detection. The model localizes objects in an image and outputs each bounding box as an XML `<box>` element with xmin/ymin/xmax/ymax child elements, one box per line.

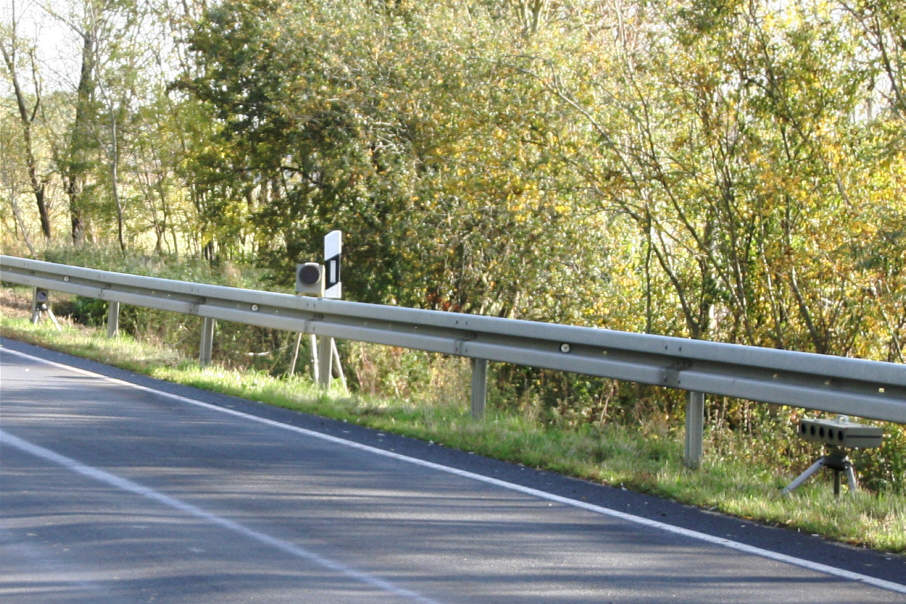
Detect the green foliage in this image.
<box><xmin>41</xmin><ymin>243</ymin><xmax>262</xmax><ymax>286</ymax></box>
<box><xmin>854</xmin><ymin>425</ymin><xmax>906</xmax><ymax>493</ymax></box>
<box><xmin>6</xmin><ymin>0</ymin><xmax>904</xmax><ymax>360</ymax></box>
<box><xmin>175</xmin><ymin>0</ymin><xmax>620</xmax><ymax>323</ymax></box>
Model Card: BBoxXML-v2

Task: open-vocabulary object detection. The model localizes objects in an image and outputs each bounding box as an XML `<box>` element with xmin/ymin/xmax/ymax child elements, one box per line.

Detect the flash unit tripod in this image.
<box><xmin>781</xmin><ymin>447</ymin><xmax>858</xmax><ymax>497</ymax></box>
<box><xmin>30</xmin><ymin>288</ymin><xmax>61</xmax><ymax>330</ymax></box>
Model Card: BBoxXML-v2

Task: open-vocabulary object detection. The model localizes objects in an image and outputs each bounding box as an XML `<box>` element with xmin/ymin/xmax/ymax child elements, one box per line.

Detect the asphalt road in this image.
<box><xmin>1</xmin><ymin>338</ymin><xmax>904</xmax><ymax>603</ymax></box>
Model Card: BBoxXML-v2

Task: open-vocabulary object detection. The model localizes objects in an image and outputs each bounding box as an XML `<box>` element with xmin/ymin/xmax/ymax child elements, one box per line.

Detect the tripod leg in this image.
<box><xmin>46</xmin><ymin>309</ymin><xmax>62</xmax><ymax>331</ymax></box>
<box><xmin>288</xmin><ymin>332</ymin><xmax>303</xmax><ymax>376</ymax></box>
<box><xmin>330</xmin><ymin>338</ymin><xmax>347</xmax><ymax>390</ymax></box>
<box><xmin>782</xmin><ymin>457</ymin><xmax>826</xmax><ymax>495</ymax></box>
<box><xmin>845</xmin><ymin>461</ymin><xmax>859</xmax><ymax>494</ymax></box>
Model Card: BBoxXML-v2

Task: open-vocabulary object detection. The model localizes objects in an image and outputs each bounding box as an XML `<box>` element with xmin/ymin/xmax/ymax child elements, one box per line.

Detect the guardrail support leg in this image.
<box><xmin>309</xmin><ymin>334</ymin><xmax>320</xmax><ymax>382</ymax></box>
<box><xmin>200</xmin><ymin>317</ymin><xmax>215</xmax><ymax>366</ymax></box>
<box><xmin>107</xmin><ymin>301</ymin><xmax>120</xmax><ymax>338</ymax></box>
<box><xmin>317</xmin><ymin>336</ymin><xmax>332</xmax><ymax>389</ymax></box>
<box><xmin>30</xmin><ymin>288</ymin><xmax>40</xmax><ymax>324</ymax></box>
<box><xmin>684</xmin><ymin>391</ymin><xmax>705</xmax><ymax>469</ymax></box>
<box><xmin>471</xmin><ymin>358</ymin><xmax>488</xmax><ymax>419</ymax></box>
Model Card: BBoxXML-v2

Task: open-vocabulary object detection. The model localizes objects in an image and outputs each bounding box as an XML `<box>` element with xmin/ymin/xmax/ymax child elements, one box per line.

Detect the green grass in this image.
<box><xmin>2</xmin><ymin>302</ymin><xmax>904</xmax><ymax>554</ymax></box>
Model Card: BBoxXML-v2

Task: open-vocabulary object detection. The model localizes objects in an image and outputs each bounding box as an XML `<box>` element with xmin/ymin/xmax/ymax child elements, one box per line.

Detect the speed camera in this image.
<box><xmin>295</xmin><ymin>262</ymin><xmax>324</xmax><ymax>296</ymax></box>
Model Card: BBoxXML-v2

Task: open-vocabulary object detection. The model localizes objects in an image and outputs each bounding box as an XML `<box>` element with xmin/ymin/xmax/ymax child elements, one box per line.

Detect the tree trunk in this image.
<box><xmin>109</xmin><ymin>112</ymin><xmax>126</xmax><ymax>253</ymax></box>
<box><xmin>1</xmin><ymin>44</ymin><xmax>52</xmax><ymax>240</ymax></box>
<box><xmin>66</xmin><ymin>26</ymin><xmax>97</xmax><ymax>245</ymax></box>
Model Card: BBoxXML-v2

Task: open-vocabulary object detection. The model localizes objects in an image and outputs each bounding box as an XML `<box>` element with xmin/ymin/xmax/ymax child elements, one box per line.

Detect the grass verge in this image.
<box><xmin>1</xmin><ymin>290</ymin><xmax>904</xmax><ymax>554</ymax></box>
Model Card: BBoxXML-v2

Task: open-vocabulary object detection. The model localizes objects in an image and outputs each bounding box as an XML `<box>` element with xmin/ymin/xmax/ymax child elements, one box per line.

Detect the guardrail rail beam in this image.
<box><xmin>2</xmin><ymin>254</ymin><xmax>904</xmax><ymax>463</ymax></box>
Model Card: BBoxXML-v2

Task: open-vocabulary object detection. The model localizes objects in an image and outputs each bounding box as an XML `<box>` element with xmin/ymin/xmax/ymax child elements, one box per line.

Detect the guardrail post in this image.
<box><xmin>106</xmin><ymin>301</ymin><xmax>120</xmax><ymax>338</ymax></box>
<box><xmin>200</xmin><ymin>317</ymin><xmax>215</xmax><ymax>366</ymax></box>
<box><xmin>317</xmin><ymin>336</ymin><xmax>332</xmax><ymax>389</ymax></box>
<box><xmin>471</xmin><ymin>358</ymin><xmax>488</xmax><ymax>419</ymax></box>
<box><xmin>684</xmin><ymin>391</ymin><xmax>705</xmax><ymax>469</ymax></box>
<box><xmin>309</xmin><ymin>334</ymin><xmax>320</xmax><ymax>382</ymax></box>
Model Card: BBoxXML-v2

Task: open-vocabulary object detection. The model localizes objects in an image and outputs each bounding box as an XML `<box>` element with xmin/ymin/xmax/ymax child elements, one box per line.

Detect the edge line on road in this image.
<box><xmin>0</xmin><ymin>428</ymin><xmax>437</xmax><ymax>604</ymax></box>
<box><xmin>3</xmin><ymin>344</ymin><xmax>905</xmax><ymax>595</ymax></box>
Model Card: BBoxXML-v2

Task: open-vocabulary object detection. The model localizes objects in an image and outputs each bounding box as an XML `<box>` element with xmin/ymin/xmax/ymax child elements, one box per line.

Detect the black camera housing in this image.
<box><xmin>797</xmin><ymin>418</ymin><xmax>883</xmax><ymax>449</ymax></box>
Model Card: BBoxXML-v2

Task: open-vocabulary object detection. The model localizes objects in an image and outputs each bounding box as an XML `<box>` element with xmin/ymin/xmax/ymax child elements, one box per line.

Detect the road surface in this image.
<box><xmin>1</xmin><ymin>338</ymin><xmax>904</xmax><ymax>602</ymax></box>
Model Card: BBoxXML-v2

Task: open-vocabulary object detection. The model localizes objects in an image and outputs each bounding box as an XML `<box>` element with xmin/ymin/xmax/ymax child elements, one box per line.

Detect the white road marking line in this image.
<box><xmin>0</xmin><ymin>428</ymin><xmax>438</xmax><ymax>604</ymax></box>
<box><xmin>4</xmin><ymin>345</ymin><xmax>906</xmax><ymax>595</ymax></box>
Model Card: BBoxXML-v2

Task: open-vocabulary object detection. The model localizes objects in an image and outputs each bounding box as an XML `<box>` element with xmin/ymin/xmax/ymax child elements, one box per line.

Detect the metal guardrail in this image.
<box><xmin>2</xmin><ymin>255</ymin><xmax>905</xmax><ymax>468</ymax></box>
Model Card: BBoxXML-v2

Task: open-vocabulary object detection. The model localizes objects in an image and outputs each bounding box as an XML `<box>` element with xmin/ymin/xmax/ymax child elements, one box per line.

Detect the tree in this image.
<box><xmin>179</xmin><ymin>0</ymin><xmax>619</xmax><ymax>323</ymax></box>
<box><xmin>1</xmin><ymin>0</ymin><xmax>52</xmax><ymax>240</ymax></box>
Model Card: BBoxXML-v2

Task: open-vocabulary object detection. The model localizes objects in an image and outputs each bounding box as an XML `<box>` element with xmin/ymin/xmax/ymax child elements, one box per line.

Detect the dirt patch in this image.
<box><xmin>0</xmin><ymin>287</ymin><xmax>32</xmax><ymax>319</ymax></box>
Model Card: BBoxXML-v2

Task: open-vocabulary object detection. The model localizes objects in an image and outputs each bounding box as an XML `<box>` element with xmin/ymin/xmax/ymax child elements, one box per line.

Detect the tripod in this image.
<box><xmin>781</xmin><ymin>447</ymin><xmax>858</xmax><ymax>497</ymax></box>
<box><xmin>31</xmin><ymin>289</ymin><xmax>61</xmax><ymax>331</ymax></box>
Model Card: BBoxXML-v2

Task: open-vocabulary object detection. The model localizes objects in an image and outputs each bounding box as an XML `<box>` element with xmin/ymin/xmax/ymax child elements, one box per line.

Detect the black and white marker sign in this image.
<box><xmin>324</xmin><ymin>230</ymin><xmax>342</xmax><ymax>298</ymax></box>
